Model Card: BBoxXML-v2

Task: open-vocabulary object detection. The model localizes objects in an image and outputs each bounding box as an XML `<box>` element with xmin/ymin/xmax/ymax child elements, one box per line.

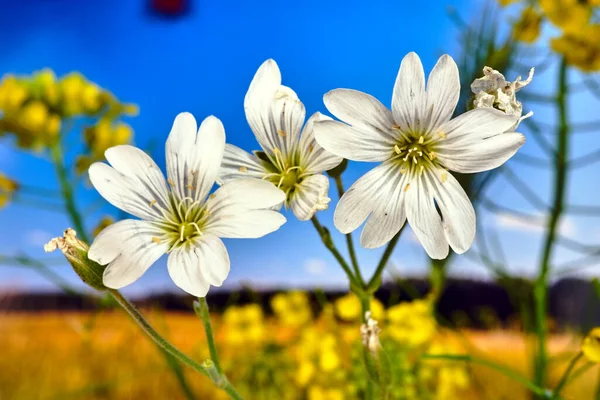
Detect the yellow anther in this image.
<box><xmin>412</xmin><ymin>156</ymin><xmax>418</xmax><ymax>164</ymax></box>
<box><xmin>149</xmin><ymin>199</ymin><xmax>157</xmax><ymax>207</ymax></box>
<box><xmin>418</xmin><ymin>136</ymin><xmax>424</xmax><ymax>144</ymax></box>
<box><xmin>239</xmin><ymin>166</ymin><xmax>248</xmax><ymax>172</ymax></box>
<box><xmin>428</xmin><ymin>152</ymin><xmax>436</xmax><ymax>160</ymax></box>
<box><xmin>400</xmin><ymin>167</ymin><xmax>407</xmax><ymax>174</ymax></box>
<box><xmin>438</xmin><ymin>131</ymin><xmax>447</xmax><ymax>139</ymax></box>
<box><xmin>277</xmin><ymin>129</ymin><xmax>286</xmax><ymax>137</ymax></box>
<box><xmin>441</xmin><ymin>173</ymin><xmax>448</xmax><ymax>183</ymax></box>
<box><xmin>151</xmin><ymin>237</ymin><xmax>161</xmax><ymax>244</ymax></box>
<box><xmin>185</xmin><ymin>184</ymin><xmax>194</xmax><ymax>190</ymax></box>
<box><xmin>394</xmin><ymin>144</ymin><xmax>402</xmax><ymax>154</ymax></box>
<box><xmin>404</xmin><ymin>183</ymin><xmax>411</xmax><ymax>192</ymax></box>
<box><xmin>273</xmin><ymin>147</ymin><xmax>281</xmax><ymax>154</ymax></box>
<box><xmin>308</xmin><ymin>144</ymin><xmax>314</xmax><ymax>153</ymax></box>
<box><xmin>392</xmin><ymin>125</ymin><xmax>401</xmax><ymax>130</ymax></box>
<box><xmin>167</xmin><ymin>179</ymin><xmax>175</xmax><ymax>187</ymax></box>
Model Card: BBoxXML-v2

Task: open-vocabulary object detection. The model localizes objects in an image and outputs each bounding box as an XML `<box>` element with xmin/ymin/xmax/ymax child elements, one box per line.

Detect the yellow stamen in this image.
<box><xmin>438</xmin><ymin>131</ymin><xmax>447</xmax><ymax>139</ymax></box>
<box><xmin>392</xmin><ymin>125</ymin><xmax>401</xmax><ymax>130</ymax></box>
<box><xmin>418</xmin><ymin>136</ymin><xmax>424</xmax><ymax>144</ymax></box>
<box><xmin>151</xmin><ymin>237</ymin><xmax>161</xmax><ymax>244</ymax></box>
<box><xmin>277</xmin><ymin>129</ymin><xmax>286</xmax><ymax>137</ymax></box>
<box><xmin>168</xmin><ymin>179</ymin><xmax>175</xmax><ymax>187</ymax></box>
<box><xmin>149</xmin><ymin>199</ymin><xmax>157</xmax><ymax>207</ymax></box>
<box><xmin>441</xmin><ymin>173</ymin><xmax>448</xmax><ymax>183</ymax></box>
<box><xmin>185</xmin><ymin>184</ymin><xmax>194</xmax><ymax>190</ymax></box>
<box><xmin>308</xmin><ymin>144</ymin><xmax>314</xmax><ymax>153</ymax></box>
<box><xmin>239</xmin><ymin>166</ymin><xmax>248</xmax><ymax>172</ymax></box>
<box><xmin>394</xmin><ymin>144</ymin><xmax>402</xmax><ymax>154</ymax></box>
<box><xmin>428</xmin><ymin>152</ymin><xmax>436</xmax><ymax>160</ymax></box>
<box><xmin>404</xmin><ymin>183</ymin><xmax>411</xmax><ymax>192</ymax></box>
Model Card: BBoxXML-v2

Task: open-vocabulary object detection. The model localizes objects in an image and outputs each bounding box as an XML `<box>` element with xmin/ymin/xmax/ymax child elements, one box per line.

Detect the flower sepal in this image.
<box><xmin>44</xmin><ymin>228</ymin><xmax>107</xmax><ymax>291</ymax></box>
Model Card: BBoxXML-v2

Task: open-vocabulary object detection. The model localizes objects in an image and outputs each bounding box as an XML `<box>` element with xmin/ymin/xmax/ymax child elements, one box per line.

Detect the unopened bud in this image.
<box><xmin>44</xmin><ymin>228</ymin><xmax>106</xmax><ymax>291</ymax></box>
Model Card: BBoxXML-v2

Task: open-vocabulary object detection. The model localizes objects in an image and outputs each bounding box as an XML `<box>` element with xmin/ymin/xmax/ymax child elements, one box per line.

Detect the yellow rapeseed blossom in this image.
<box><xmin>0</xmin><ymin>75</ymin><xmax>28</xmax><ymax>112</ymax></box>
<box><xmin>551</xmin><ymin>25</ymin><xmax>600</xmax><ymax>71</ymax></box>
<box><xmin>387</xmin><ymin>298</ymin><xmax>437</xmax><ymax>347</ymax></box>
<box><xmin>271</xmin><ymin>291</ymin><xmax>312</xmax><ymax>327</ymax></box>
<box><xmin>32</xmin><ymin>69</ymin><xmax>59</xmax><ymax>107</ymax></box>
<box><xmin>582</xmin><ymin>327</ymin><xmax>600</xmax><ymax>363</ymax></box>
<box><xmin>18</xmin><ymin>101</ymin><xmax>49</xmax><ymax>134</ymax></box>
<box><xmin>334</xmin><ymin>293</ymin><xmax>384</xmax><ymax>322</ymax></box>
<box><xmin>60</xmin><ymin>72</ymin><xmax>86</xmax><ymax>116</ymax></box>
<box><xmin>221</xmin><ymin>304</ymin><xmax>265</xmax><ymax>347</ymax></box>
<box><xmin>0</xmin><ymin>173</ymin><xmax>18</xmax><ymax>209</ymax></box>
<box><xmin>513</xmin><ymin>7</ymin><xmax>542</xmax><ymax>43</ymax></box>
<box><xmin>539</xmin><ymin>0</ymin><xmax>592</xmax><ymax>32</ymax></box>
<box><xmin>307</xmin><ymin>386</ymin><xmax>345</xmax><ymax>400</ymax></box>
<box><xmin>425</xmin><ymin>337</ymin><xmax>470</xmax><ymax>399</ymax></box>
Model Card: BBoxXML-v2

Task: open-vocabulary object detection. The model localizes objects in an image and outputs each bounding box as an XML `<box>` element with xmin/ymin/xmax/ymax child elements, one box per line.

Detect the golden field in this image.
<box><xmin>0</xmin><ymin>303</ymin><xmax>596</xmax><ymax>400</ymax></box>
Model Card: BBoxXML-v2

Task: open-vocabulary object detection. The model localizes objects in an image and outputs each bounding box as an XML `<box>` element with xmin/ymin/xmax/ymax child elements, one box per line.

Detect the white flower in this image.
<box><xmin>87</xmin><ymin>113</ymin><xmax>286</xmax><ymax>297</ymax></box>
<box><xmin>313</xmin><ymin>52</ymin><xmax>525</xmax><ymax>259</ymax></box>
<box><xmin>471</xmin><ymin>66</ymin><xmax>534</xmax><ymax>129</ymax></box>
<box><xmin>219</xmin><ymin>59</ymin><xmax>343</xmax><ymax>221</ymax></box>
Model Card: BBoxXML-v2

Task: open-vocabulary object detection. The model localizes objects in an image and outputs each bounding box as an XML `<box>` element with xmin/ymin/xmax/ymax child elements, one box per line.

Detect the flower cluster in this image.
<box><xmin>502</xmin><ymin>0</ymin><xmax>600</xmax><ymax>71</ymax></box>
<box><xmin>0</xmin><ymin>69</ymin><xmax>136</xmax><ymax>151</ymax></box>
<box><xmin>211</xmin><ymin>292</ymin><xmax>470</xmax><ymax>400</ymax></box>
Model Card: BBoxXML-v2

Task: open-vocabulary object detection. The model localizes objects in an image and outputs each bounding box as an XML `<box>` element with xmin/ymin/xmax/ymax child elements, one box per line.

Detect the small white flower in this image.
<box><xmin>314</xmin><ymin>52</ymin><xmax>525</xmax><ymax>259</ymax></box>
<box><xmin>471</xmin><ymin>66</ymin><xmax>534</xmax><ymax>129</ymax></box>
<box><xmin>88</xmin><ymin>113</ymin><xmax>286</xmax><ymax>297</ymax></box>
<box><xmin>219</xmin><ymin>59</ymin><xmax>343</xmax><ymax>221</ymax></box>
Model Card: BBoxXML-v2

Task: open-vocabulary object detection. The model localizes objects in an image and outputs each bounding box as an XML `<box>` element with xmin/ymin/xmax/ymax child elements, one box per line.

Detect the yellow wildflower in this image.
<box><xmin>80</xmin><ymin>83</ymin><xmax>103</xmax><ymax>113</ymax></box>
<box><xmin>93</xmin><ymin>216</ymin><xmax>114</xmax><ymax>238</ymax></box>
<box><xmin>551</xmin><ymin>25</ymin><xmax>600</xmax><ymax>72</ymax></box>
<box><xmin>539</xmin><ymin>0</ymin><xmax>592</xmax><ymax>32</ymax></box>
<box><xmin>18</xmin><ymin>101</ymin><xmax>48</xmax><ymax>133</ymax></box>
<box><xmin>295</xmin><ymin>361</ymin><xmax>315</xmax><ymax>387</ymax></box>
<box><xmin>387</xmin><ymin>298</ymin><xmax>437</xmax><ymax>347</ymax></box>
<box><xmin>221</xmin><ymin>304</ymin><xmax>265</xmax><ymax>347</ymax></box>
<box><xmin>0</xmin><ymin>75</ymin><xmax>28</xmax><ymax>113</ymax></box>
<box><xmin>319</xmin><ymin>335</ymin><xmax>341</xmax><ymax>372</ymax></box>
<box><xmin>334</xmin><ymin>293</ymin><xmax>384</xmax><ymax>322</ymax></box>
<box><xmin>0</xmin><ymin>173</ymin><xmax>18</xmax><ymax>209</ymax></box>
<box><xmin>33</xmin><ymin>69</ymin><xmax>59</xmax><ymax>106</ymax></box>
<box><xmin>512</xmin><ymin>7</ymin><xmax>542</xmax><ymax>43</ymax></box>
<box><xmin>271</xmin><ymin>291</ymin><xmax>312</xmax><ymax>327</ymax></box>
<box><xmin>308</xmin><ymin>386</ymin><xmax>345</xmax><ymax>400</ymax></box>
<box><xmin>60</xmin><ymin>72</ymin><xmax>86</xmax><ymax>116</ymax></box>
<box><xmin>582</xmin><ymin>327</ymin><xmax>600</xmax><ymax>363</ymax></box>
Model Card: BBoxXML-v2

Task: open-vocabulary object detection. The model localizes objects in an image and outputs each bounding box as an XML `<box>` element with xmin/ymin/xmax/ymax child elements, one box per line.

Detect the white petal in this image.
<box><xmin>104</xmin><ymin>145</ymin><xmax>171</xmax><ymax>211</ymax></box>
<box><xmin>298</xmin><ymin>112</ymin><xmax>343</xmax><ymax>174</ymax></box>
<box><xmin>436</xmin><ymin>132</ymin><xmax>525</xmax><ymax>174</ymax></box>
<box><xmin>405</xmin><ymin>172</ymin><xmax>449</xmax><ymax>260</ymax></box>
<box><xmin>88</xmin><ymin>219</ymin><xmax>168</xmax><ymax>288</ymax></box>
<box><xmin>314</xmin><ymin>120</ymin><xmax>393</xmax><ymax>162</ymax></box>
<box><xmin>427</xmin><ymin>168</ymin><xmax>475</xmax><ymax>254</ymax></box>
<box><xmin>167</xmin><ymin>235</ymin><xmax>230</xmax><ymax>297</ymax></box>
<box><xmin>323</xmin><ymin>89</ymin><xmax>396</xmax><ymax>136</ymax></box>
<box><xmin>392</xmin><ymin>52</ymin><xmax>426</xmax><ymax>132</ymax></box>
<box><xmin>219</xmin><ymin>144</ymin><xmax>268</xmax><ymax>184</ymax></box>
<box><xmin>244</xmin><ymin>59</ymin><xmax>306</xmax><ymax>160</ymax></box>
<box><xmin>334</xmin><ymin>162</ymin><xmax>398</xmax><ymax>234</ymax></box>
<box><xmin>204</xmin><ymin>209</ymin><xmax>286</xmax><ymax>238</ymax></box>
<box><xmin>289</xmin><ymin>174</ymin><xmax>330</xmax><ymax>221</ymax></box>
<box><xmin>206</xmin><ymin>178</ymin><xmax>286</xmax><ymax>212</ymax></box>
<box><xmin>165</xmin><ymin>113</ymin><xmax>225</xmax><ymax>203</ymax></box>
<box><xmin>437</xmin><ymin>107</ymin><xmax>519</xmax><ymax>146</ymax></box>
<box><xmin>360</xmin><ymin>171</ymin><xmax>408</xmax><ymax>249</ymax></box>
<box><xmin>424</xmin><ymin>54</ymin><xmax>460</xmax><ymax>131</ymax></box>
<box><xmin>89</xmin><ymin>162</ymin><xmax>164</xmax><ymax>221</ymax></box>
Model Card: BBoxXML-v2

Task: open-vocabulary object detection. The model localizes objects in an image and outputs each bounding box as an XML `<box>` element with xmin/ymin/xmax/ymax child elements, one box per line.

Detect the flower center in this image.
<box><xmin>151</xmin><ymin>195</ymin><xmax>208</xmax><ymax>250</ymax></box>
<box><xmin>391</xmin><ymin>131</ymin><xmax>439</xmax><ymax>177</ymax></box>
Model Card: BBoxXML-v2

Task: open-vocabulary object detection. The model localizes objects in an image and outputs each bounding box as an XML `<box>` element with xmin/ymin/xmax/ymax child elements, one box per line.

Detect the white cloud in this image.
<box><xmin>303</xmin><ymin>258</ymin><xmax>327</xmax><ymax>276</ymax></box>
<box><xmin>495</xmin><ymin>212</ymin><xmax>576</xmax><ymax>237</ymax></box>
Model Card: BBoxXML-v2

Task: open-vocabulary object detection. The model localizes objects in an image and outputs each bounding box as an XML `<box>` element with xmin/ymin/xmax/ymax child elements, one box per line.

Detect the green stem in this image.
<box><xmin>367</xmin><ymin>228</ymin><xmax>404</xmax><ymax>289</ymax></box>
<box><xmin>551</xmin><ymin>352</ymin><xmax>582</xmax><ymax>399</ymax></box>
<box><xmin>50</xmin><ymin>142</ymin><xmax>89</xmax><ymax>243</ymax></box>
<box><xmin>422</xmin><ymin>354</ymin><xmax>548</xmax><ymax>397</ymax></box>
<box><xmin>533</xmin><ymin>57</ymin><xmax>569</xmax><ymax>394</ymax></box>
<box><xmin>108</xmin><ymin>289</ymin><xmax>243</xmax><ymax>400</ymax></box>
<box><xmin>310</xmin><ymin>216</ymin><xmax>359</xmax><ymax>288</ymax></box>
<box><xmin>194</xmin><ymin>298</ymin><xmax>223</xmax><ymax>374</ymax></box>
<box><xmin>333</xmin><ymin>176</ymin><xmax>365</xmax><ymax>285</ymax></box>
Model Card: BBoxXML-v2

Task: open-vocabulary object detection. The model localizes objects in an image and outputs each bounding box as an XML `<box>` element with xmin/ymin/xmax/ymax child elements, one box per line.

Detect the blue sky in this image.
<box><xmin>1</xmin><ymin>0</ymin><xmax>599</xmax><ymax>296</ymax></box>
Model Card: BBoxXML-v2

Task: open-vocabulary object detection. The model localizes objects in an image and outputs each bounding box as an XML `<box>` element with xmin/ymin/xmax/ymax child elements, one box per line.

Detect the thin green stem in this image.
<box><xmin>108</xmin><ymin>289</ymin><xmax>243</xmax><ymax>400</ymax></box>
<box><xmin>551</xmin><ymin>352</ymin><xmax>583</xmax><ymax>399</ymax></box>
<box><xmin>194</xmin><ymin>298</ymin><xmax>223</xmax><ymax>374</ymax></box>
<box><xmin>333</xmin><ymin>176</ymin><xmax>365</xmax><ymax>285</ymax></box>
<box><xmin>367</xmin><ymin>228</ymin><xmax>404</xmax><ymax>289</ymax></box>
<box><xmin>421</xmin><ymin>354</ymin><xmax>548</xmax><ymax>397</ymax></box>
<box><xmin>50</xmin><ymin>142</ymin><xmax>89</xmax><ymax>243</ymax></box>
<box><xmin>533</xmin><ymin>57</ymin><xmax>569</xmax><ymax>393</ymax></box>
<box><xmin>310</xmin><ymin>216</ymin><xmax>358</xmax><ymax>287</ymax></box>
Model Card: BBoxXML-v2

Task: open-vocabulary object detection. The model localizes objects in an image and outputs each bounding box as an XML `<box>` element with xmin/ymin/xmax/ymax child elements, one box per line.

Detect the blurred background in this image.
<box><xmin>1</xmin><ymin>0</ymin><xmax>600</xmax><ymax>399</ymax></box>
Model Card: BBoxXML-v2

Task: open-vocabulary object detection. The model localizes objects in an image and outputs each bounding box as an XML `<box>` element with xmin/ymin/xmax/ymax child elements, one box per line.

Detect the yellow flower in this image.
<box><xmin>46</xmin><ymin>114</ymin><xmax>61</xmax><ymax>140</ymax></box>
<box><xmin>84</xmin><ymin>119</ymin><xmax>133</xmax><ymax>159</ymax></box>
<box><xmin>539</xmin><ymin>0</ymin><xmax>592</xmax><ymax>32</ymax></box>
<box><xmin>221</xmin><ymin>304</ymin><xmax>265</xmax><ymax>347</ymax></box>
<box><xmin>387</xmin><ymin>298</ymin><xmax>437</xmax><ymax>347</ymax></box>
<box><xmin>582</xmin><ymin>327</ymin><xmax>600</xmax><ymax>363</ymax></box>
<box><xmin>0</xmin><ymin>173</ymin><xmax>18</xmax><ymax>209</ymax></box>
<box><xmin>296</xmin><ymin>361</ymin><xmax>315</xmax><ymax>387</ymax></box>
<box><xmin>0</xmin><ymin>75</ymin><xmax>28</xmax><ymax>113</ymax></box>
<box><xmin>319</xmin><ymin>335</ymin><xmax>341</xmax><ymax>372</ymax></box>
<box><xmin>93</xmin><ymin>216</ymin><xmax>114</xmax><ymax>238</ymax></box>
<box><xmin>271</xmin><ymin>291</ymin><xmax>312</xmax><ymax>327</ymax></box>
<box><xmin>308</xmin><ymin>386</ymin><xmax>345</xmax><ymax>400</ymax></box>
<box><xmin>513</xmin><ymin>7</ymin><xmax>542</xmax><ymax>43</ymax></box>
<box><xmin>80</xmin><ymin>83</ymin><xmax>103</xmax><ymax>113</ymax></box>
<box><xmin>18</xmin><ymin>101</ymin><xmax>48</xmax><ymax>133</ymax></box>
<box><xmin>60</xmin><ymin>72</ymin><xmax>86</xmax><ymax>116</ymax></box>
<box><xmin>33</xmin><ymin>69</ymin><xmax>59</xmax><ymax>106</ymax></box>
<box><xmin>334</xmin><ymin>293</ymin><xmax>384</xmax><ymax>322</ymax></box>
<box><xmin>551</xmin><ymin>25</ymin><xmax>600</xmax><ymax>72</ymax></box>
